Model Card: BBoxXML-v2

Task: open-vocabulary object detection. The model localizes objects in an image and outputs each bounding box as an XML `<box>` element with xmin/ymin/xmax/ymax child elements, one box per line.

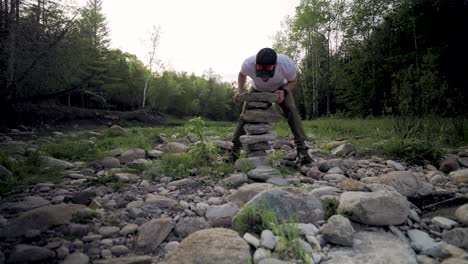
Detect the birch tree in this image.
<box><xmin>142</xmin><ymin>25</ymin><xmax>161</xmax><ymax>107</ymax></box>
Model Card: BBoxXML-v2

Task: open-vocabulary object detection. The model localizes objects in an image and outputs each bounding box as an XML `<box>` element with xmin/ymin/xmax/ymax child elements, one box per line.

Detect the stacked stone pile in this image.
<box><xmin>237</xmin><ymin>92</ymin><xmax>284</xmax><ymax>182</ymax></box>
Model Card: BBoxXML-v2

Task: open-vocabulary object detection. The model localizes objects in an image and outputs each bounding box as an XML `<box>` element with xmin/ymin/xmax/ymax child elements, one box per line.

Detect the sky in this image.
<box><xmin>76</xmin><ymin>0</ymin><xmax>300</xmax><ymax>82</ymax></box>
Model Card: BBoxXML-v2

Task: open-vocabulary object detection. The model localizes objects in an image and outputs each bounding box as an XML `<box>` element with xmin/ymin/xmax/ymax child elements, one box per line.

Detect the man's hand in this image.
<box><xmin>232</xmin><ymin>92</ymin><xmax>241</xmax><ymax>103</ymax></box>
<box><xmin>274</xmin><ymin>89</ymin><xmax>285</xmax><ymax>104</ymax></box>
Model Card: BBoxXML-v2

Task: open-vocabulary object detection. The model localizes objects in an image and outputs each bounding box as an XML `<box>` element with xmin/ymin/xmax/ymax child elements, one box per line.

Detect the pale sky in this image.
<box><xmin>76</xmin><ymin>0</ymin><xmax>300</xmax><ymax>82</ymax></box>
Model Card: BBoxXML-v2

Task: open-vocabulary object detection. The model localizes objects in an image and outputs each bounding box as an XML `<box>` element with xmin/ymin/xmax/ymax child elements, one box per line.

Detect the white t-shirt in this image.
<box><xmin>240</xmin><ymin>54</ymin><xmax>297</xmax><ymax>92</ymax></box>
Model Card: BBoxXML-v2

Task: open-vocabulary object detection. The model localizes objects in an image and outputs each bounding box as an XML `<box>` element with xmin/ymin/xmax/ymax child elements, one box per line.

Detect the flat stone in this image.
<box><xmin>8</xmin><ymin>245</ymin><xmax>55</xmax><ymax>264</ymax></box>
<box><xmin>331</xmin><ymin>144</ymin><xmax>355</xmax><ymax>156</ymax></box>
<box><xmin>62</xmin><ymin>252</ymin><xmax>90</xmax><ymax>264</ymax></box>
<box><xmin>137</xmin><ymin>218</ymin><xmax>174</xmax><ymax>251</ymax></box>
<box><xmin>240</xmin><ymin>132</ymin><xmax>277</xmax><ymax>145</ymax></box>
<box><xmin>243</xmin><ymin>232</ymin><xmax>260</xmax><ymax>248</ymax></box>
<box><xmin>161</xmin><ymin>228</ymin><xmax>250</xmax><ymax>264</ymax></box>
<box><xmin>321</xmin><ymin>214</ymin><xmax>355</xmax><ymax>246</ymax></box>
<box><xmin>120</xmin><ymin>224</ymin><xmax>138</xmax><ymax>236</ymax></box>
<box><xmin>247</xmin><ymin>166</ymin><xmax>281</xmax><ymax>181</ymax></box>
<box><xmin>449</xmin><ymin>169</ymin><xmax>468</xmax><ymax>183</ymax></box>
<box><xmin>238</xmin><ymin>92</ymin><xmax>279</xmax><ymax>103</ymax></box>
<box><xmin>456</xmin><ymin>204</ymin><xmax>468</xmax><ymax>225</ymax></box>
<box><xmin>247</xmin><ymin>142</ymin><xmax>272</xmax><ymax>151</ymax></box>
<box><xmin>145</xmin><ymin>195</ymin><xmax>178</xmax><ymax>208</ymax></box>
<box><xmin>115</xmin><ymin>172</ymin><xmax>140</xmax><ymax>183</ymax></box>
<box><xmin>118</xmin><ymin>148</ymin><xmax>146</xmax><ymax>164</ymax></box>
<box><xmin>219</xmin><ymin>173</ymin><xmax>248</xmax><ymax>188</ymax></box>
<box><xmin>175</xmin><ymin>217</ymin><xmax>210</xmax><ymax>238</ymax></box>
<box><xmin>386</xmin><ymin>160</ymin><xmax>406</xmax><ymax>171</ymax></box>
<box><xmin>337</xmin><ymin>190</ymin><xmax>410</xmax><ymax>226</ymax></box>
<box><xmin>443</xmin><ymin>228</ymin><xmax>468</xmax><ymax>250</ymax></box>
<box><xmin>242</xmin><ymin>110</ymin><xmax>282</xmax><ymax>123</ymax></box>
<box><xmin>244</xmin><ymin>124</ymin><xmax>273</xmax><ymax>135</ymax></box>
<box><xmin>42</xmin><ymin>156</ymin><xmax>74</xmax><ymax>169</ymax></box>
<box><xmin>379</xmin><ymin>171</ymin><xmax>434</xmax><ymax>197</ymax></box>
<box><xmin>206</xmin><ymin>202</ymin><xmax>240</xmax><ymax>227</ymax></box>
<box><xmin>93</xmin><ymin>256</ymin><xmax>153</xmax><ymax>264</ymax></box>
<box><xmin>98</xmin><ymin>226</ymin><xmax>120</xmax><ymax>237</ymax></box>
<box><xmin>324</xmin><ymin>231</ymin><xmax>417</xmax><ymax>264</ymax></box>
<box><xmin>0</xmin><ymin>204</ymin><xmax>85</xmax><ymax>238</ymax></box>
<box><xmin>226</xmin><ymin>183</ymin><xmax>274</xmax><ymax>207</ymax></box>
<box><xmin>247</xmin><ymin>101</ymin><xmax>272</xmax><ymax>109</ymax></box>
<box><xmin>432</xmin><ymin>216</ymin><xmax>459</xmax><ymax>229</ymax></box>
<box><xmin>5</xmin><ymin>195</ymin><xmax>50</xmax><ymax>213</ymax></box>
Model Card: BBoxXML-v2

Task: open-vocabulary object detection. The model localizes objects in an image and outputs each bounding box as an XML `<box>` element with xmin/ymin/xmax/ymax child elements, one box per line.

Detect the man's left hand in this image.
<box><xmin>274</xmin><ymin>89</ymin><xmax>285</xmax><ymax>104</ymax></box>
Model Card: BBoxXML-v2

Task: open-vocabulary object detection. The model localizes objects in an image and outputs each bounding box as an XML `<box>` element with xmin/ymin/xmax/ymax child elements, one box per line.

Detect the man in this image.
<box><xmin>231</xmin><ymin>47</ymin><xmax>312</xmax><ymax>165</ymax></box>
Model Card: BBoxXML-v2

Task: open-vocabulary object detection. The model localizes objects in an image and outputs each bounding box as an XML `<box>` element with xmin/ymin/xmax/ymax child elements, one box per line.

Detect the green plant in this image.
<box><xmin>383</xmin><ymin>138</ymin><xmax>443</xmax><ymax>164</ymax></box>
<box><xmin>272</xmin><ymin>222</ymin><xmax>310</xmax><ymax>264</ymax></box>
<box><xmin>322</xmin><ymin>197</ymin><xmax>339</xmax><ymax>219</ymax></box>
<box><xmin>72</xmin><ymin>211</ymin><xmax>98</xmax><ymax>223</ymax></box>
<box><xmin>158</xmin><ymin>153</ymin><xmax>195</xmax><ymax>179</ymax></box>
<box><xmin>185</xmin><ymin>117</ymin><xmax>218</xmax><ymax>166</ymax></box>
<box><xmin>233</xmin><ymin>205</ymin><xmax>277</xmax><ymax>235</ymax></box>
<box><xmin>112</xmin><ymin>181</ymin><xmax>126</xmax><ymax>191</ymax></box>
<box><xmin>41</xmin><ymin>140</ymin><xmax>102</xmax><ymax>162</ymax></box>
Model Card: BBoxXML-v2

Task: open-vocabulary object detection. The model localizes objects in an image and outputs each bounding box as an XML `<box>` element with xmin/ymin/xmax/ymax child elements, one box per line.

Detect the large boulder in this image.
<box><xmin>161</xmin><ymin>228</ymin><xmax>250</xmax><ymax>264</ymax></box>
<box><xmin>233</xmin><ymin>187</ymin><xmax>324</xmax><ymax>229</ymax></box>
<box><xmin>379</xmin><ymin>171</ymin><xmax>434</xmax><ymax>197</ymax></box>
<box><xmin>137</xmin><ymin>218</ymin><xmax>174</xmax><ymax>252</ymax></box>
<box><xmin>226</xmin><ymin>183</ymin><xmax>273</xmax><ymax>207</ymax></box>
<box><xmin>7</xmin><ymin>245</ymin><xmax>55</xmax><ymax>264</ymax></box>
<box><xmin>0</xmin><ymin>203</ymin><xmax>86</xmax><ymax>238</ymax></box>
<box><xmin>449</xmin><ymin>169</ymin><xmax>468</xmax><ymax>183</ymax></box>
<box><xmin>118</xmin><ymin>148</ymin><xmax>146</xmax><ymax>164</ymax></box>
<box><xmin>337</xmin><ymin>190</ymin><xmax>410</xmax><ymax>226</ymax></box>
<box><xmin>323</xmin><ymin>231</ymin><xmax>417</xmax><ymax>264</ymax></box>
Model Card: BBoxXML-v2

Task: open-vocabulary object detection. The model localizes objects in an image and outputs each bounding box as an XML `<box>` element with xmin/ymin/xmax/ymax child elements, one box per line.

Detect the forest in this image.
<box><xmin>0</xmin><ymin>0</ymin><xmax>466</xmax><ymax>128</ymax></box>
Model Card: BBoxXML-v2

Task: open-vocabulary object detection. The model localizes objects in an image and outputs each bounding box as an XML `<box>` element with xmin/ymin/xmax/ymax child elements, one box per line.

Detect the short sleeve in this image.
<box><xmin>284</xmin><ymin>57</ymin><xmax>297</xmax><ymax>81</ymax></box>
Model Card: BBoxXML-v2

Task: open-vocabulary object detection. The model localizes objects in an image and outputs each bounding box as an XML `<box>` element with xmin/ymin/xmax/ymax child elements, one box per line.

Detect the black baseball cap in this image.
<box><xmin>255</xmin><ymin>48</ymin><xmax>277</xmax><ymax>78</ymax></box>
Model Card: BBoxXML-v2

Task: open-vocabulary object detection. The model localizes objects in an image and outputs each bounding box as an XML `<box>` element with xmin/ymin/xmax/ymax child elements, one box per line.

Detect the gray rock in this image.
<box><xmin>379</xmin><ymin>171</ymin><xmax>434</xmax><ymax>197</ymax></box>
<box><xmin>311</xmin><ymin>186</ymin><xmax>340</xmax><ymax>197</ymax></box>
<box><xmin>226</xmin><ymin>183</ymin><xmax>273</xmax><ymax>207</ymax></box>
<box><xmin>101</xmin><ymin>157</ymin><xmax>121</xmax><ymax>169</ymax></box>
<box><xmin>137</xmin><ymin>218</ymin><xmax>174</xmax><ymax>251</ymax></box>
<box><xmin>440</xmin><ymin>159</ymin><xmax>460</xmax><ymax>174</ymax></box>
<box><xmin>456</xmin><ymin>204</ymin><xmax>468</xmax><ymax>225</ymax></box>
<box><xmin>318</xmin><ymin>159</ymin><xmax>345</xmax><ymax>172</ymax></box>
<box><xmin>164</xmin><ymin>241</ymin><xmax>180</xmax><ymax>256</ymax></box>
<box><xmin>42</xmin><ymin>156</ymin><xmax>74</xmax><ymax>169</ymax></box>
<box><xmin>408</xmin><ymin>229</ymin><xmax>440</xmax><ymax>253</ymax></box>
<box><xmin>8</xmin><ymin>244</ymin><xmax>55</xmax><ymax>264</ymax></box>
<box><xmin>68</xmin><ymin>224</ymin><xmax>89</xmax><ymax>237</ymax></box>
<box><xmin>126</xmin><ymin>159</ymin><xmax>151</xmax><ymax>170</ymax></box>
<box><xmin>253</xmin><ymin>248</ymin><xmax>271</xmax><ymax>263</ymax></box>
<box><xmin>243</xmin><ymin>232</ymin><xmax>260</xmax><ymax>248</ymax></box>
<box><xmin>118</xmin><ymin>148</ymin><xmax>146</xmax><ymax>164</ymax></box>
<box><xmin>206</xmin><ymin>202</ymin><xmax>240</xmax><ymax>227</ymax></box>
<box><xmin>240</xmin><ymin>132</ymin><xmax>278</xmax><ymax>145</ymax></box>
<box><xmin>321</xmin><ymin>214</ymin><xmax>355</xmax><ymax>246</ymax></box>
<box><xmin>449</xmin><ymin>169</ymin><xmax>468</xmax><ymax>183</ymax></box>
<box><xmin>247</xmin><ymin>142</ymin><xmax>272</xmax><ymax>151</ymax></box>
<box><xmin>114</xmin><ymin>172</ymin><xmax>139</xmax><ymax>183</ymax></box>
<box><xmin>261</xmin><ymin>230</ymin><xmax>279</xmax><ymax>250</ymax></box>
<box><xmin>72</xmin><ymin>190</ymin><xmax>97</xmax><ymax>205</ymax></box>
<box><xmin>247</xmin><ymin>166</ymin><xmax>281</xmax><ymax>181</ymax></box>
<box><xmin>93</xmin><ymin>256</ymin><xmax>153</xmax><ymax>264</ymax></box>
<box><xmin>161</xmin><ymin>228</ymin><xmax>250</xmax><ymax>264</ymax></box>
<box><xmin>111</xmin><ymin>245</ymin><xmax>129</xmax><ymax>256</ymax></box>
<box><xmin>238</xmin><ymin>92</ymin><xmax>279</xmax><ymax>103</ymax></box>
<box><xmin>0</xmin><ymin>164</ymin><xmax>12</xmax><ymax>178</ymax></box>
<box><xmin>233</xmin><ymin>188</ymin><xmax>324</xmax><ymax>230</ymax></box>
<box><xmin>167</xmin><ymin>178</ymin><xmax>195</xmax><ymax>188</ymax></box>
<box><xmin>175</xmin><ymin>217</ymin><xmax>210</xmax><ymax>238</ymax></box>
<box><xmin>108</xmin><ymin>125</ymin><xmax>129</xmax><ymax>136</ymax></box>
<box><xmin>331</xmin><ymin>144</ymin><xmax>355</xmax><ymax>156</ymax></box>
<box><xmin>337</xmin><ymin>190</ymin><xmax>410</xmax><ymax>226</ymax></box>
<box><xmin>219</xmin><ymin>173</ymin><xmax>248</xmax><ymax>188</ymax></box>
<box><xmin>324</xmin><ymin>231</ymin><xmax>417</xmax><ymax>264</ymax></box>
<box><xmin>323</xmin><ymin>173</ymin><xmax>348</xmax><ymax>183</ymax></box>
<box><xmin>145</xmin><ymin>195</ymin><xmax>178</xmax><ymax>208</ymax></box>
<box><xmin>5</xmin><ymin>195</ymin><xmax>50</xmax><ymax>213</ymax></box>
<box><xmin>148</xmin><ymin>149</ymin><xmax>163</xmax><ymax>158</ymax></box>
<box><xmin>0</xmin><ymin>204</ymin><xmax>85</xmax><ymax>238</ymax></box>
<box><xmin>443</xmin><ymin>228</ymin><xmax>468</xmax><ymax>250</ymax></box>
<box><xmin>244</xmin><ymin>124</ymin><xmax>273</xmax><ymax>135</ymax></box>
<box><xmin>386</xmin><ymin>160</ymin><xmax>406</xmax><ymax>171</ymax></box>
<box><xmin>459</xmin><ymin>158</ymin><xmax>468</xmax><ymax>168</ymax></box>
<box><xmin>62</xmin><ymin>252</ymin><xmax>90</xmax><ymax>264</ymax></box>
<box><xmin>120</xmin><ymin>223</ymin><xmax>138</xmax><ymax>236</ymax></box>
<box><xmin>162</xmin><ymin>142</ymin><xmax>189</xmax><ymax>153</ymax></box>
<box><xmin>432</xmin><ymin>216</ymin><xmax>459</xmax><ymax>229</ymax></box>
<box><xmin>247</xmin><ymin>101</ymin><xmax>272</xmax><ymax>109</ymax></box>
<box><xmin>98</xmin><ymin>226</ymin><xmax>120</xmax><ymax>237</ymax></box>
<box><xmin>258</xmin><ymin>259</ymin><xmax>293</xmax><ymax>264</ymax></box>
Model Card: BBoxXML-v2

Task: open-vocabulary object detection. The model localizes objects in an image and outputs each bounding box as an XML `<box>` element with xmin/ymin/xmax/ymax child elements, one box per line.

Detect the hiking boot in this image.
<box><xmin>228</xmin><ymin>147</ymin><xmax>240</xmax><ymax>164</ymax></box>
<box><xmin>297</xmin><ymin>148</ymin><xmax>313</xmax><ymax>165</ymax></box>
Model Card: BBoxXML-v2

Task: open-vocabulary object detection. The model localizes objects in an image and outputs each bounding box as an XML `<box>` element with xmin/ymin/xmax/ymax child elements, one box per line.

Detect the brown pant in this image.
<box><xmin>232</xmin><ymin>90</ymin><xmax>308</xmax><ymax>150</ymax></box>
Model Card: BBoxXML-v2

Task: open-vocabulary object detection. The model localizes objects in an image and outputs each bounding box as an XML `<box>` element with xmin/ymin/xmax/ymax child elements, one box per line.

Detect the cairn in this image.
<box><xmin>238</xmin><ymin>92</ymin><xmax>284</xmax><ymax>182</ymax></box>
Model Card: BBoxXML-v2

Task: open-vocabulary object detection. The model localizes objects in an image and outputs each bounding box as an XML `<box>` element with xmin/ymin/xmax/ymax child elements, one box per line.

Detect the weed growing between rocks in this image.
<box><xmin>0</xmin><ymin>150</ymin><xmax>62</xmax><ymax>194</ymax></box>
<box><xmin>322</xmin><ymin>197</ymin><xmax>339</xmax><ymax>219</ymax></box>
<box><xmin>233</xmin><ymin>205</ymin><xmax>277</xmax><ymax>235</ymax></box>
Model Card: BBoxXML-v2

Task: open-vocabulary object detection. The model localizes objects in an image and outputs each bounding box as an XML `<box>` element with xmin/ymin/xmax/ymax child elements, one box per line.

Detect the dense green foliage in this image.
<box><xmin>0</xmin><ymin>0</ymin><xmax>239</xmax><ymax>127</ymax></box>
<box><xmin>274</xmin><ymin>0</ymin><xmax>467</xmax><ymax>118</ymax></box>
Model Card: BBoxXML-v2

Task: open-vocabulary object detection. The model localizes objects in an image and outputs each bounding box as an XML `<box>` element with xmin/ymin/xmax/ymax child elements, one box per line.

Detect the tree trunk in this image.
<box><xmin>6</xmin><ymin>0</ymin><xmax>17</xmax><ymax>96</ymax></box>
<box><xmin>142</xmin><ymin>78</ymin><xmax>149</xmax><ymax>107</ymax></box>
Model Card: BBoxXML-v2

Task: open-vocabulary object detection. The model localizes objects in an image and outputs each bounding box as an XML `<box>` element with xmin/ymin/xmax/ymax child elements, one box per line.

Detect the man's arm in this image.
<box><xmin>282</xmin><ymin>79</ymin><xmax>297</xmax><ymax>94</ymax></box>
<box><xmin>233</xmin><ymin>72</ymin><xmax>246</xmax><ymax>103</ymax></box>
<box><xmin>275</xmin><ymin>79</ymin><xmax>297</xmax><ymax>104</ymax></box>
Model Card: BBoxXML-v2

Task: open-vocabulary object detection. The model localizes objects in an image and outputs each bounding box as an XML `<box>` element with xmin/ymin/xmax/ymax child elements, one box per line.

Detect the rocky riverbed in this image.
<box><xmin>1</xmin><ymin>125</ymin><xmax>468</xmax><ymax>264</ymax></box>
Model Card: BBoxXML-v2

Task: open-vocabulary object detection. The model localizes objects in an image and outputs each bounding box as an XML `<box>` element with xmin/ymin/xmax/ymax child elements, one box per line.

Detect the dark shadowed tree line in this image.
<box><xmin>0</xmin><ymin>0</ymin><xmax>238</xmax><ymax>127</ymax></box>
<box><xmin>273</xmin><ymin>0</ymin><xmax>467</xmax><ymax>118</ymax></box>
